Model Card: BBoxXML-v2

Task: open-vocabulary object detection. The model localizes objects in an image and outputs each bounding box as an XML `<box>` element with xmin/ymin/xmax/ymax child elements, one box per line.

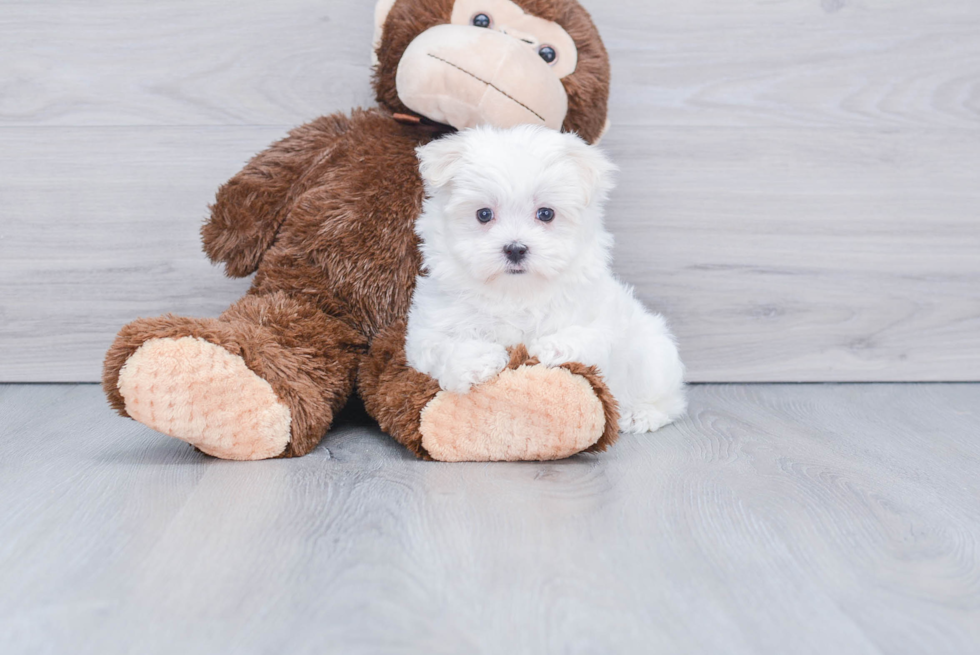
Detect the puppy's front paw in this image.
<box><xmin>528</xmin><ymin>336</ymin><xmax>578</xmax><ymax>368</ymax></box>
<box><xmin>438</xmin><ymin>342</ymin><xmax>510</xmax><ymax>394</ymax></box>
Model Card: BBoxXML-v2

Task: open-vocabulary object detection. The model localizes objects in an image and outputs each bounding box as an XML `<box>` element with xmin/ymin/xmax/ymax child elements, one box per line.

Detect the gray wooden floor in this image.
<box><xmin>1</xmin><ymin>384</ymin><xmax>978</xmax><ymax>654</ymax></box>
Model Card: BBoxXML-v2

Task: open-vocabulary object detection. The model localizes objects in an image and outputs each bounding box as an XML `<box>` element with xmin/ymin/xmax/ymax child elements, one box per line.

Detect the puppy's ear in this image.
<box><xmin>416</xmin><ymin>134</ymin><xmax>466</xmax><ymax>190</ymax></box>
<box><xmin>566</xmin><ymin>135</ymin><xmax>617</xmax><ymax>206</ymax></box>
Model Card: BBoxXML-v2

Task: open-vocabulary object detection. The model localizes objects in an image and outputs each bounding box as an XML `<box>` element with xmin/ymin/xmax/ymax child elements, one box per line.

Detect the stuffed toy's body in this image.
<box><xmin>103</xmin><ymin>0</ymin><xmax>620</xmax><ymax>461</ymax></box>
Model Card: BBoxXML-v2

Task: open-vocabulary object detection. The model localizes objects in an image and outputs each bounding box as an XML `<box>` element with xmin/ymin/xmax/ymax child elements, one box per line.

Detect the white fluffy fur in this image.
<box><xmin>405</xmin><ymin>125</ymin><xmax>686</xmax><ymax>433</ymax></box>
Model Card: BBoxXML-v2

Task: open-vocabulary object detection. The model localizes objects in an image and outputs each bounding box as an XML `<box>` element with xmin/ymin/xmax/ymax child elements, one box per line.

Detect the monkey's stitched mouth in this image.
<box><xmin>426</xmin><ymin>53</ymin><xmax>546</xmax><ymax>123</ymax></box>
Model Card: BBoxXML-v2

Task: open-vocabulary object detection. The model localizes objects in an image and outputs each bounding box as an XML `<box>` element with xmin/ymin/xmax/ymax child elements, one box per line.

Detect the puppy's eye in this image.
<box><xmin>476</xmin><ymin>208</ymin><xmax>494</xmax><ymax>223</ymax></box>
<box><xmin>472</xmin><ymin>13</ymin><xmax>491</xmax><ymax>28</ymax></box>
<box><xmin>536</xmin><ymin>207</ymin><xmax>555</xmax><ymax>222</ymax></box>
<box><xmin>538</xmin><ymin>46</ymin><xmax>557</xmax><ymax>64</ymax></box>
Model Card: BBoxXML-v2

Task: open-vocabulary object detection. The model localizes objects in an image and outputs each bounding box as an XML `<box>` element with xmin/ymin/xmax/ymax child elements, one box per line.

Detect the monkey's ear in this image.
<box><xmin>593</xmin><ymin>118</ymin><xmax>612</xmax><ymax>145</ymax></box>
<box><xmin>372</xmin><ymin>0</ymin><xmax>398</xmax><ymax>67</ymax></box>
<box><xmin>416</xmin><ymin>134</ymin><xmax>467</xmax><ymax>189</ymax></box>
<box><xmin>565</xmin><ymin>135</ymin><xmax>617</xmax><ymax>206</ymax></box>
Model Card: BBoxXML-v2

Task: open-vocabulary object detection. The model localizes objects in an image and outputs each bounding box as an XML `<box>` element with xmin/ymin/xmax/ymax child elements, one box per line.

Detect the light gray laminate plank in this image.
<box><xmin>2</xmin><ymin>126</ymin><xmax>978</xmax><ymax>382</ymax></box>
<box><xmin>2</xmin><ymin>0</ymin><xmax>978</xmax><ymax>382</ymax></box>
<box><xmin>0</xmin><ymin>0</ymin><xmax>376</xmax><ymax>128</ymax></box>
<box><xmin>596</xmin><ymin>0</ymin><xmax>980</xmax><ymax>129</ymax></box>
<box><xmin>606</xmin><ymin>127</ymin><xmax>980</xmax><ymax>381</ymax></box>
<box><xmin>0</xmin><ymin>383</ymin><xmax>978</xmax><ymax>654</ymax></box>
<box><xmin>2</xmin><ymin>1</ymin><xmax>978</xmax><ymax>129</ymax></box>
<box><xmin>0</xmin><ymin>127</ymin><xmax>266</xmax><ymax>382</ymax></box>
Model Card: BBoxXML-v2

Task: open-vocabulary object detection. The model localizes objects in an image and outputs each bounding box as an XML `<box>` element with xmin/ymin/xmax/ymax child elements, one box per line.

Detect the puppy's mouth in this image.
<box><xmin>505</xmin><ymin>267</ymin><xmax>527</xmax><ymax>275</ymax></box>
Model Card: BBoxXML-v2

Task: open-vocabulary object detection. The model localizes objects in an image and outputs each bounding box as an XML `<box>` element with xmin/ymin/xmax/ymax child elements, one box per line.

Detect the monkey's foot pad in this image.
<box><xmin>117</xmin><ymin>337</ymin><xmax>291</xmax><ymax>460</ymax></box>
<box><xmin>419</xmin><ymin>364</ymin><xmax>605</xmax><ymax>462</ymax></box>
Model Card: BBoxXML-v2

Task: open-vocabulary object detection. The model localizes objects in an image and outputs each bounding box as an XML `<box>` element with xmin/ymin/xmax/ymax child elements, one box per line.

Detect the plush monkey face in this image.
<box><xmin>373</xmin><ymin>0</ymin><xmax>610</xmax><ymax>144</ymax></box>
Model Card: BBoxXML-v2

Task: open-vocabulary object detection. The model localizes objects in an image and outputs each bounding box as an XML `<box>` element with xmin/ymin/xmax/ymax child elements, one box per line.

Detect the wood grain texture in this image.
<box><xmin>598</xmin><ymin>0</ymin><xmax>980</xmax><ymax>130</ymax></box>
<box><xmin>607</xmin><ymin>128</ymin><xmax>980</xmax><ymax>381</ymax></box>
<box><xmin>1</xmin><ymin>383</ymin><xmax>978</xmax><ymax>654</ymax></box>
<box><xmin>0</xmin><ymin>0</ymin><xmax>377</xmax><ymax>128</ymax></box>
<box><xmin>2</xmin><ymin>0</ymin><xmax>978</xmax><ymax>129</ymax></box>
<box><xmin>2</xmin><ymin>126</ymin><xmax>977</xmax><ymax>382</ymax></box>
<box><xmin>1</xmin><ymin>0</ymin><xmax>979</xmax><ymax>382</ymax></box>
<box><xmin>0</xmin><ymin>127</ymin><xmax>262</xmax><ymax>382</ymax></box>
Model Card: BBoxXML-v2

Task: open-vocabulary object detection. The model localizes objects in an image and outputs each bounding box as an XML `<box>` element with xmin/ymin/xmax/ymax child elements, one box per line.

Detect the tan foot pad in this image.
<box><xmin>117</xmin><ymin>337</ymin><xmax>291</xmax><ymax>460</ymax></box>
<box><xmin>419</xmin><ymin>364</ymin><xmax>605</xmax><ymax>462</ymax></box>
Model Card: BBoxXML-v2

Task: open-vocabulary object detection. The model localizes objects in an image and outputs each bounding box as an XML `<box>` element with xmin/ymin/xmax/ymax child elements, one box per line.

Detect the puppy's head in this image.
<box><xmin>415</xmin><ymin>125</ymin><xmax>616</xmax><ymax>296</ymax></box>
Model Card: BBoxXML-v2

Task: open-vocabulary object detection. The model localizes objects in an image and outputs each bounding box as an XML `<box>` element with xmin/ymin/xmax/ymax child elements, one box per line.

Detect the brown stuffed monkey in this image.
<box><xmin>102</xmin><ymin>0</ymin><xmax>619</xmax><ymax>461</ymax></box>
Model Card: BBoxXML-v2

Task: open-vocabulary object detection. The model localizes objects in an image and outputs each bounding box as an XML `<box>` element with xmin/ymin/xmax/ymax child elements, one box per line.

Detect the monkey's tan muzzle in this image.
<box><xmin>395</xmin><ymin>24</ymin><xmax>568</xmax><ymax>132</ymax></box>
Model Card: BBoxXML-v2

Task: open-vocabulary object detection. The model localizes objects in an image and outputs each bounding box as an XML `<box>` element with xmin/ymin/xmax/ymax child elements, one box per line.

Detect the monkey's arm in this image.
<box><xmin>202</xmin><ymin>114</ymin><xmax>351</xmax><ymax>278</ymax></box>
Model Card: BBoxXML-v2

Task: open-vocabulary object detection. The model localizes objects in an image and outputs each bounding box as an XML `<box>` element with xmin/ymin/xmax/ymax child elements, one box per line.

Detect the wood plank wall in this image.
<box><xmin>1</xmin><ymin>0</ymin><xmax>978</xmax><ymax>382</ymax></box>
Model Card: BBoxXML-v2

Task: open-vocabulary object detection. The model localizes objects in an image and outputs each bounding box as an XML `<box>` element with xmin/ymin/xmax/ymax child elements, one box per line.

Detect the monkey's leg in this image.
<box><xmin>103</xmin><ymin>292</ymin><xmax>366</xmax><ymax>459</ymax></box>
<box><xmin>358</xmin><ymin>321</ymin><xmax>619</xmax><ymax>462</ymax></box>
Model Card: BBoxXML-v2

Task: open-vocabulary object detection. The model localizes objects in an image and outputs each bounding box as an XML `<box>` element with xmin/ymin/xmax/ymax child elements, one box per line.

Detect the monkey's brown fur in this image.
<box><xmin>103</xmin><ymin>0</ymin><xmax>616</xmax><ymax>459</ymax></box>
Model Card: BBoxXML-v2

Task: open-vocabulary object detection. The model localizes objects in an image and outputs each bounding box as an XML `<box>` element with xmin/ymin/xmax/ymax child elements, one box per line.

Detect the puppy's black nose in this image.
<box><xmin>503</xmin><ymin>242</ymin><xmax>528</xmax><ymax>264</ymax></box>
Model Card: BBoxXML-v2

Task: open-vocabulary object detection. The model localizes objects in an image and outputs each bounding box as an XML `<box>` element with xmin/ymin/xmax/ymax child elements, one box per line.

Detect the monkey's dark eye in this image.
<box><xmin>536</xmin><ymin>207</ymin><xmax>555</xmax><ymax>222</ymax></box>
<box><xmin>538</xmin><ymin>46</ymin><xmax>557</xmax><ymax>64</ymax></box>
<box><xmin>472</xmin><ymin>13</ymin><xmax>491</xmax><ymax>28</ymax></box>
<box><xmin>476</xmin><ymin>208</ymin><xmax>494</xmax><ymax>223</ymax></box>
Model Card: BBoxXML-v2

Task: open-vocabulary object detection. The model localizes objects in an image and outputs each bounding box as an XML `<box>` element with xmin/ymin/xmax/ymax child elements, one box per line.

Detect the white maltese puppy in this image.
<box><xmin>405</xmin><ymin>125</ymin><xmax>686</xmax><ymax>433</ymax></box>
